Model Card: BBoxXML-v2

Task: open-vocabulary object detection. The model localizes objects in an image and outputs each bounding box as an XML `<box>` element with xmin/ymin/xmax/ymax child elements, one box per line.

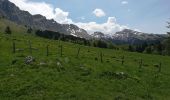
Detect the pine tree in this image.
<box><xmin>5</xmin><ymin>26</ymin><xmax>11</xmax><ymax>34</ymax></box>
<box><xmin>27</xmin><ymin>27</ymin><xmax>33</xmax><ymax>33</ymax></box>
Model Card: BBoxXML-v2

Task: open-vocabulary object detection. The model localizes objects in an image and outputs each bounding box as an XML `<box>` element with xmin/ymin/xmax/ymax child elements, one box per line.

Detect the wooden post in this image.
<box><xmin>12</xmin><ymin>41</ymin><xmax>16</xmax><ymax>53</ymax></box>
<box><xmin>139</xmin><ymin>59</ymin><xmax>143</xmax><ymax>69</ymax></box>
<box><xmin>46</xmin><ymin>45</ymin><xmax>49</xmax><ymax>56</ymax></box>
<box><xmin>121</xmin><ymin>56</ymin><xmax>124</xmax><ymax>65</ymax></box>
<box><xmin>158</xmin><ymin>62</ymin><xmax>162</xmax><ymax>72</ymax></box>
<box><xmin>28</xmin><ymin>40</ymin><xmax>32</xmax><ymax>54</ymax></box>
<box><xmin>100</xmin><ymin>52</ymin><xmax>103</xmax><ymax>63</ymax></box>
<box><xmin>76</xmin><ymin>47</ymin><xmax>81</xmax><ymax>58</ymax></box>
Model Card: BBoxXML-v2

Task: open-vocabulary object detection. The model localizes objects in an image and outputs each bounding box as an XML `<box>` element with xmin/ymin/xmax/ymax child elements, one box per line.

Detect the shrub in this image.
<box><xmin>5</xmin><ymin>26</ymin><xmax>12</xmax><ymax>34</ymax></box>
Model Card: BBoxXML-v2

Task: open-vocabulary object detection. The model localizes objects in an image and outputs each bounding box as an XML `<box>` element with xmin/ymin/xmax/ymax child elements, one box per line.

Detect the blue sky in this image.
<box><xmin>10</xmin><ymin>0</ymin><xmax>170</xmax><ymax>34</ymax></box>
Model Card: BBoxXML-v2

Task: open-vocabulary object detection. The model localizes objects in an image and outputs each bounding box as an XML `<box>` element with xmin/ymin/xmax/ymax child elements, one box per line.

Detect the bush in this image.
<box><xmin>5</xmin><ymin>26</ymin><xmax>12</xmax><ymax>34</ymax></box>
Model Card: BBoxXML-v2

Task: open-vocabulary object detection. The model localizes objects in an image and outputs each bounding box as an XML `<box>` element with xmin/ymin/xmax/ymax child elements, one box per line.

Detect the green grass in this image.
<box><xmin>0</xmin><ymin>18</ymin><xmax>170</xmax><ymax>100</ymax></box>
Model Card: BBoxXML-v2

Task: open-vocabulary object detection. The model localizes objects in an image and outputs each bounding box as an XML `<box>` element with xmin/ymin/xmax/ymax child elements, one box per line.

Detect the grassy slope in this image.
<box><xmin>0</xmin><ymin>18</ymin><xmax>170</xmax><ymax>100</ymax></box>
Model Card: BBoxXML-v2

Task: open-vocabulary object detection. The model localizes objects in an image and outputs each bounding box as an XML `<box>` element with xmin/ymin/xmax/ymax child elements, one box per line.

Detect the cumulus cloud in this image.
<box><xmin>92</xmin><ymin>9</ymin><xmax>106</xmax><ymax>17</ymax></box>
<box><xmin>9</xmin><ymin>0</ymin><xmax>54</xmax><ymax>18</ymax></box>
<box><xmin>9</xmin><ymin>0</ymin><xmax>72</xmax><ymax>24</ymax></box>
<box><xmin>75</xmin><ymin>17</ymin><xmax>128</xmax><ymax>35</ymax></box>
<box><xmin>53</xmin><ymin>8</ymin><xmax>72</xmax><ymax>24</ymax></box>
<box><xmin>121</xmin><ymin>1</ymin><xmax>128</xmax><ymax>5</ymax></box>
<box><xmin>9</xmin><ymin>0</ymin><xmax>128</xmax><ymax>35</ymax></box>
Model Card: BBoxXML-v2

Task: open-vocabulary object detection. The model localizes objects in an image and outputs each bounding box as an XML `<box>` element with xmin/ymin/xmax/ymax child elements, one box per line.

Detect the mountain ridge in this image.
<box><xmin>92</xmin><ymin>29</ymin><xmax>167</xmax><ymax>45</ymax></box>
<box><xmin>0</xmin><ymin>0</ymin><xmax>91</xmax><ymax>39</ymax></box>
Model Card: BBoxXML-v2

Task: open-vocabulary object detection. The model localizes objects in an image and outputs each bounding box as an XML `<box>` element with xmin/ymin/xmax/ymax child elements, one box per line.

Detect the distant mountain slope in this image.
<box><xmin>91</xmin><ymin>29</ymin><xmax>167</xmax><ymax>45</ymax></box>
<box><xmin>0</xmin><ymin>0</ymin><xmax>90</xmax><ymax>39</ymax></box>
<box><xmin>113</xmin><ymin>29</ymin><xmax>167</xmax><ymax>44</ymax></box>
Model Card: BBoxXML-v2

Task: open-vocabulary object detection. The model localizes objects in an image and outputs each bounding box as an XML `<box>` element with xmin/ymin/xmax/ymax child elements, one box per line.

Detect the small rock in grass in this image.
<box><xmin>25</xmin><ymin>56</ymin><xmax>35</xmax><ymax>64</ymax></box>
<box><xmin>57</xmin><ymin>62</ymin><xmax>61</xmax><ymax>66</ymax></box>
<box><xmin>100</xmin><ymin>71</ymin><xmax>128</xmax><ymax>80</ymax></box>
<box><xmin>57</xmin><ymin>61</ymin><xmax>64</xmax><ymax>68</ymax></box>
<box><xmin>114</xmin><ymin>72</ymin><xmax>128</xmax><ymax>79</ymax></box>
<box><xmin>56</xmin><ymin>61</ymin><xmax>65</xmax><ymax>71</ymax></box>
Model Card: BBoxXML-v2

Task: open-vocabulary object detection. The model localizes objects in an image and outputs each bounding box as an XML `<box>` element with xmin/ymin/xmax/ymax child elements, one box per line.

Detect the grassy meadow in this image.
<box><xmin>0</xmin><ymin>18</ymin><xmax>170</xmax><ymax>100</ymax></box>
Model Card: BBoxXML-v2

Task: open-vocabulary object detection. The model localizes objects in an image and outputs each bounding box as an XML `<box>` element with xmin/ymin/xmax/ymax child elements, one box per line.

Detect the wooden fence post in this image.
<box><xmin>100</xmin><ymin>52</ymin><xmax>103</xmax><ymax>63</ymax></box>
<box><xmin>76</xmin><ymin>47</ymin><xmax>81</xmax><ymax>58</ymax></box>
<box><xmin>121</xmin><ymin>56</ymin><xmax>124</xmax><ymax>65</ymax></box>
<box><xmin>158</xmin><ymin>62</ymin><xmax>162</xmax><ymax>72</ymax></box>
<box><xmin>139</xmin><ymin>59</ymin><xmax>143</xmax><ymax>69</ymax></box>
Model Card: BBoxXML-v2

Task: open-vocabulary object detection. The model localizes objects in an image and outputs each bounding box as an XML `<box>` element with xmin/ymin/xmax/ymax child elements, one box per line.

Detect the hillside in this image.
<box><xmin>0</xmin><ymin>17</ymin><xmax>27</xmax><ymax>34</ymax></box>
<box><xmin>0</xmin><ymin>18</ymin><xmax>170</xmax><ymax>100</ymax></box>
<box><xmin>0</xmin><ymin>0</ymin><xmax>90</xmax><ymax>39</ymax></box>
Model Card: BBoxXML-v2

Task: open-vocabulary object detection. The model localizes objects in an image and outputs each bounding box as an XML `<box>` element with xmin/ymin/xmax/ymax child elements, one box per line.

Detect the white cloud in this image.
<box><xmin>75</xmin><ymin>17</ymin><xmax>128</xmax><ymax>35</ymax></box>
<box><xmin>9</xmin><ymin>0</ymin><xmax>128</xmax><ymax>35</ymax></box>
<box><xmin>53</xmin><ymin>8</ymin><xmax>72</xmax><ymax>24</ymax></box>
<box><xmin>92</xmin><ymin>9</ymin><xmax>106</xmax><ymax>17</ymax></box>
<box><xmin>9</xmin><ymin>0</ymin><xmax>54</xmax><ymax>19</ymax></box>
<box><xmin>121</xmin><ymin>1</ymin><xmax>128</xmax><ymax>5</ymax></box>
<box><xmin>9</xmin><ymin>0</ymin><xmax>72</xmax><ymax>24</ymax></box>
